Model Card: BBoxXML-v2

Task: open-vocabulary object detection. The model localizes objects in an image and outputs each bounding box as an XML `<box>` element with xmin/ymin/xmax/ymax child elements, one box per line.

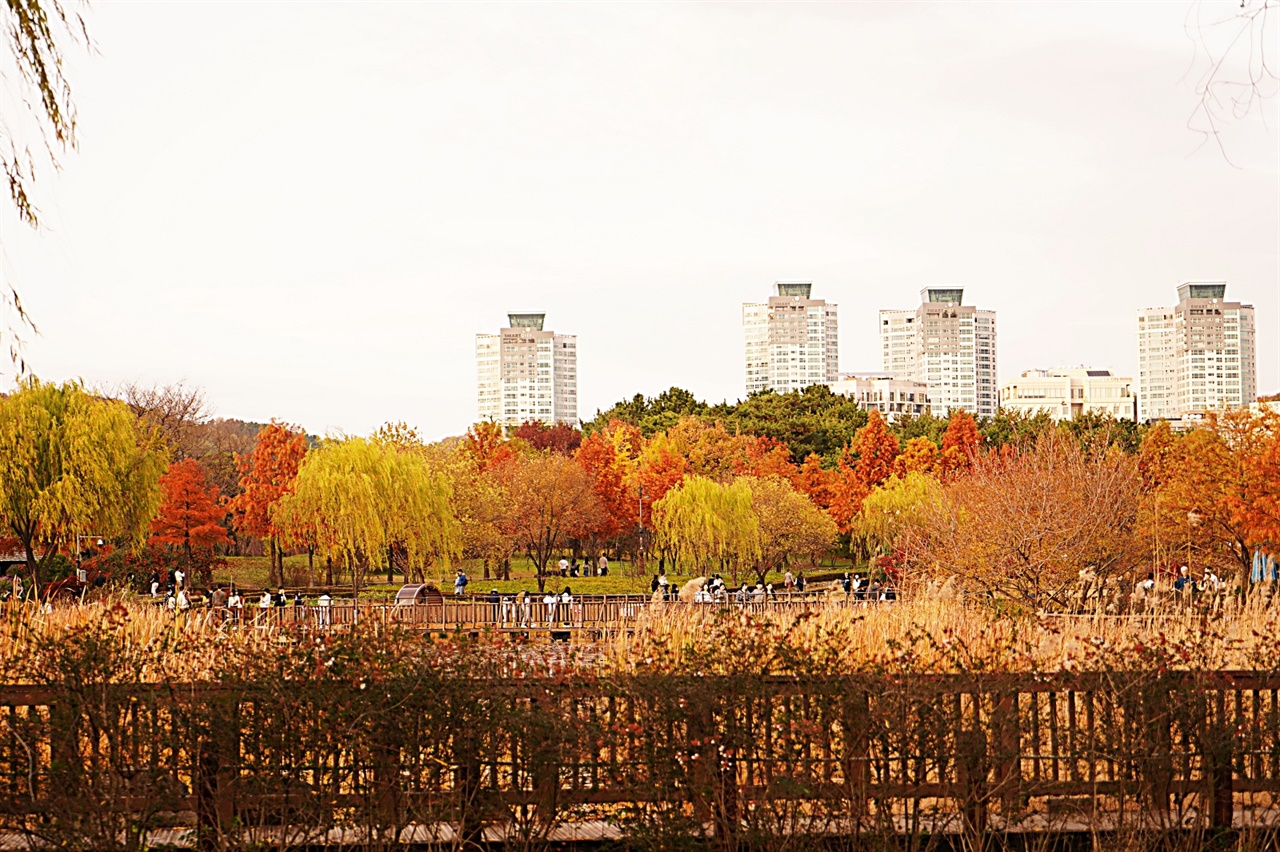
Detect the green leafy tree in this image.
<box><xmin>0</xmin><ymin>378</ymin><xmax>167</xmax><ymax>592</ymax></box>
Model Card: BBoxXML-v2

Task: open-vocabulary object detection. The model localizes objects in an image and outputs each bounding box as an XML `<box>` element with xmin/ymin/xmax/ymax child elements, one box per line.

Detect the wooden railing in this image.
<box><xmin>0</xmin><ymin>672</ymin><xmax>1275</xmax><ymax>847</ymax></box>
<box><xmin>215</xmin><ymin>592</ymin><xmax>862</xmax><ymax>632</ymax></box>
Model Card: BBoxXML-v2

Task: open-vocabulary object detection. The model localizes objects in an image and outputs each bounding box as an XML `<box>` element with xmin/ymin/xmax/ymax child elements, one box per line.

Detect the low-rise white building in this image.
<box><xmin>999</xmin><ymin>368</ymin><xmax>1136</xmax><ymax>421</ymax></box>
<box><xmin>829</xmin><ymin>373</ymin><xmax>930</xmax><ymax>423</ymax></box>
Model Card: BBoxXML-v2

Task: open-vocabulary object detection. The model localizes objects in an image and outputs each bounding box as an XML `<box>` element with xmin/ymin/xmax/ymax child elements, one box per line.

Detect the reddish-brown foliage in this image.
<box><xmin>511</xmin><ymin>420</ymin><xmax>582</xmax><ymax>455</ymax></box>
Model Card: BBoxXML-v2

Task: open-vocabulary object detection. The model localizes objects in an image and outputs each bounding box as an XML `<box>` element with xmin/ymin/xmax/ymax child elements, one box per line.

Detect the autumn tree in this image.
<box><xmin>652</xmin><ymin>476</ymin><xmax>759</xmax><ymax>579</ymax></box>
<box><xmin>634</xmin><ymin>430</ymin><xmax>691</xmax><ymax>528</ymax></box>
<box><xmin>118</xmin><ymin>382</ymin><xmax>210</xmax><ymax>461</ymax></box>
<box><xmin>498</xmin><ymin>453</ymin><xmax>603</xmax><ymax>592</ymax></box>
<box><xmin>939</xmin><ymin>410</ymin><xmax>981</xmax><ymax>477</ymax></box>
<box><xmin>273</xmin><ymin>436</ymin><xmax>459</xmax><ymax>592</ymax></box>
<box><xmin>511</xmin><ymin>420</ymin><xmax>582</xmax><ymax>455</ymax></box>
<box><xmin>793</xmin><ymin>453</ymin><xmax>834</xmax><ymax>510</ymax></box>
<box><xmin>0</xmin><ymin>378</ymin><xmax>168</xmax><ymax>593</ymax></box>
<box><xmin>851</xmin><ymin>472</ymin><xmax>942</xmax><ymax>560</ymax></box>
<box><xmin>148</xmin><ymin>458</ymin><xmax>230</xmax><ymax>585</ymax></box>
<box><xmin>1230</xmin><ymin>409</ymin><xmax>1280</xmax><ymax>554</ymax></box>
<box><xmin>893</xmin><ymin>437</ymin><xmax>940</xmax><ymax>478</ymax></box>
<box><xmin>1140</xmin><ymin>410</ymin><xmax>1278</xmax><ymax>585</ymax></box>
<box><xmin>575</xmin><ymin>428</ymin><xmax>638</xmax><ymax>546</ymax></box>
<box><xmin>905</xmin><ymin>431</ymin><xmax>1142</xmax><ymax>608</ymax></box>
<box><xmin>229</xmin><ymin>421</ymin><xmax>307</xmax><ymax>586</ymax></box>
<box><xmin>740</xmin><ymin>476</ymin><xmax>837</xmax><ymax>583</ymax></box>
<box><xmin>440</xmin><ymin>444</ymin><xmax>514</xmax><ymax>580</ymax></box>
<box><xmin>464</xmin><ymin>421</ymin><xmax>522</xmax><ymax>472</ymax></box>
<box><xmin>829</xmin><ymin>410</ymin><xmax>900</xmax><ymax>533</ymax></box>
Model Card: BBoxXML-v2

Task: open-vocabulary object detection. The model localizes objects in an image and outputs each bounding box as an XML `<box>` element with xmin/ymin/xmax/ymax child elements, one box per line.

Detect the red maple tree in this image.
<box><xmin>229</xmin><ymin>421</ymin><xmax>307</xmax><ymax>586</ymax></box>
<box><xmin>149</xmin><ymin>458</ymin><xmax>230</xmax><ymax>583</ymax></box>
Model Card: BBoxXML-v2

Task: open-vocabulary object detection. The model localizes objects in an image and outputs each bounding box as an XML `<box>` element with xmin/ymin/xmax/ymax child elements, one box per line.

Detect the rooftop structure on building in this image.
<box><xmin>476</xmin><ymin>312</ymin><xmax>577</xmax><ymax>426</ymax></box>
<box><xmin>1137</xmin><ymin>281</ymin><xmax>1256</xmax><ymax>422</ymax></box>
<box><xmin>879</xmin><ymin>287</ymin><xmax>997</xmax><ymax>418</ymax></box>
<box><xmin>999</xmin><ymin>367</ymin><xmax>1136</xmax><ymax>422</ymax></box>
<box><xmin>829</xmin><ymin>373</ymin><xmax>930</xmax><ymax>423</ymax></box>
<box><xmin>743</xmin><ymin>281</ymin><xmax>839</xmax><ymax>396</ymax></box>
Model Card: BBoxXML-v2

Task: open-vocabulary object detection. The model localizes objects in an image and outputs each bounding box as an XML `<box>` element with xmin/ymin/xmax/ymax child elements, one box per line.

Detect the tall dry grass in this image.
<box><xmin>605</xmin><ymin>592</ymin><xmax>1280</xmax><ymax>676</ymax></box>
<box><xmin>2</xmin><ymin>590</ymin><xmax>1277</xmax><ymax>684</ymax></box>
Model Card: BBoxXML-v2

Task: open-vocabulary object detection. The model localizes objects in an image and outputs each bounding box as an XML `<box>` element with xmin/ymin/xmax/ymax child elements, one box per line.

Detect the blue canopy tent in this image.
<box><xmin>1251</xmin><ymin>549</ymin><xmax>1278</xmax><ymax>584</ymax></box>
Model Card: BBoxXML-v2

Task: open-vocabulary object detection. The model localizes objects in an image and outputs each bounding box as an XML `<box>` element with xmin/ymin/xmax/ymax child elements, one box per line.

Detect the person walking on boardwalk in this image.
<box><xmin>454</xmin><ymin>569</ymin><xmax>469</xmax><ymax>596</ymax></box>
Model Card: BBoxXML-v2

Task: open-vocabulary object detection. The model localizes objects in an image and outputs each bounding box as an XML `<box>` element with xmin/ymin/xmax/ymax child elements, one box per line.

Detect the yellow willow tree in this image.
<box><xmin>740</xmin><ymin>475</ymin><xmax>837</xmax><ymax>584</ymax></box>
<box><xmin>0</xmin><ymin>378</ymin><xmax>168</xmax><ymax>593</ymax></box>
<box><xmin>851</xmin><ymin>471</ymin><xmax>943</xmax><ymax>563</ymax></box>
<box><xmin>652</xmin><ymin>476</ymin><xmax>760</xmax><ymax>581</ymax></box>
<box><xmin>273</xmin><ymin>436</ymin><xmax>460</xmax><ymax>592</ymax></box>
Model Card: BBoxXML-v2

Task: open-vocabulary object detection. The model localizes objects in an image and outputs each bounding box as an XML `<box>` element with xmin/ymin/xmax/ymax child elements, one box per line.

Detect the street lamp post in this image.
<box><xmin>75</xmin><ymin>534</ymin><xmax>105</xmax><ymax>584</ymax></box>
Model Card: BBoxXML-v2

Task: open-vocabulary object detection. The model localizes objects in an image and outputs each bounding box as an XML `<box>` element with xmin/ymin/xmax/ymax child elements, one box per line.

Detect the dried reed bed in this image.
<box><xmin>0</xmin><ymin>596</ymin><xmax>285</xmax><ymax>684</ymax></box>
<box><xmin>1</xmin><ymin>592</ymin><xmax>1277</xmax><ymax>685</ymax></box>
<box><xmin>606</xmin><ymin>593</ymin><xmax>1280</xmax><ymax>675</ymax></box>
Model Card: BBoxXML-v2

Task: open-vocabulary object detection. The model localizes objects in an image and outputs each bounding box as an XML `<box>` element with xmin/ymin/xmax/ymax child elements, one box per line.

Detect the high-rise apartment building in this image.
<box><xmin>999</xmin><ymin>368</ymin><xmax>1137</xmax><ymax>422</ymax></box>
<box><xmin>476</xmin><ymin>313</ymin><xmax>577</xmax><ymax>426</ymax></box>
<box><xmin>879</xmin><ymin>288</ymin><xmax>997</xmax><ymax>418</ymax></box>
<box><xmin>743</xmin><ymin>282</ymin><xmax>839</xmax><ymax>396</ymax></box>
<box><xmin>1136</xmin><ymin>281</ymin><xmax>1256</xmax><ymax>422</ymax></box>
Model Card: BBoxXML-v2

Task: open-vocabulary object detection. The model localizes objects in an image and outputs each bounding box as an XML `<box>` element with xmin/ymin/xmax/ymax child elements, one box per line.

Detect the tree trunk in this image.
<box><xmin>501</xmin><ymin>558</ymin><xmax>510</xmax><ymax>581</ymax></box>
<box><xmin>325</xmin><ymin>554</ymin><xmax>333</xmax><ymax>587</ymax></box>
<box><xmin>483</xmin><ymin>560</ymin><xmax>490</xmax><ymax>580</ymax></box>
<box><xmin>308</xmin><ymin>548</ymin><xmax>315</xmax><ymax>587</ymax></box>
<box><xmin>268</xmin><ymin>539</ymin><xmax>282</xmax><ymax>587</ymax></box>
<box><xmin>387</xmin><ymin>545</ymin><xmax>395</xmax><ymax>585</ymax></box>
<box><xmin>22</xmin><ymin>540</ymin><xmax>38</xmax><ymax>599</ymax></box>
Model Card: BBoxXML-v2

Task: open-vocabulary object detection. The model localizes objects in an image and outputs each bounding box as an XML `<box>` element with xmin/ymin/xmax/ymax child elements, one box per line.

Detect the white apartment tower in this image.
<box><xmin>743</xmin><ymin>281</ymin><xmax>839</xmax><ymax>395</ymax></box>
<box><xmin>476</xmin><ymin>313</ymin><xmax>578</xmax><ymax>426</ymax></box>
<box><xmin>880</xmin><ymin>288</ymin><xmax>998</xmax><ymax>418</ymax></box>
<box><xmin>1137</xmin><ymin>281</ymin><xmax>1256</xmax><ymax>421</ymax></box>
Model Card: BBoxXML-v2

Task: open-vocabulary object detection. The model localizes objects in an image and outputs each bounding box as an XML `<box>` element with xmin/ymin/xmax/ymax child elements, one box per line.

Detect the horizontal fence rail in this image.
<box><xmin>210</xmin><ymin>593</ymin><xmax>867</xmax><ymax>633</ymax></box>
<box><xmin>0</xmin><ymin>672</ymin><xmax>1276</xmax><ymax>848</ymax></box>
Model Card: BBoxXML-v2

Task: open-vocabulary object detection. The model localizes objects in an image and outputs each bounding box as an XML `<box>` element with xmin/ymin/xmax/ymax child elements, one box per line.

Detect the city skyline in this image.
<box><xmin>5</xmin><ymin>2</ymin><xmax>1276</xmax><ymax>438</ymax></box>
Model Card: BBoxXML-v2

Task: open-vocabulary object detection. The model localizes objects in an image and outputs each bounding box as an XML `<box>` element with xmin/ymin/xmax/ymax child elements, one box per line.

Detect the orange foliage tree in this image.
<box><xmin>1230</xmin><ymin>410</ymin><xmax>1280</xmax><ymax>553</ymax></box>
<box><xmin>229</xmin><ymin>421</ymin><xmax>307</xmax><ymax>586</ymax></box>
<box><xmin>893</xmin><ymin>437</ymin><xmax>940</xmax><ymax>478</ymax></box>
<box><xmin>939</xmin><ymin>410</ymin><xmax>981</xmax><ymax>478</ymax></box>
<box><xmin>575</xmin><ymin>429</ymin><xmax>637</xmax><ymax>546</ymax></box>
<box><xmin>149</xmin><ymin>458</ymin><xmax>230</xmax><ymax>585</ymax></box>
<box><xmin>905</xmin><ymin>430</ymin><xmax>1141</xmax><ymax>607</ymax></box>
<box><xmin>793</xmin><ymin>453</ymin><xmax>834</xmax><ymax>510</ymax></box>
<box><xmin>1141</xmin><ymin>410</ymin><xmax>1280</xmax><ymax>585</ymax></box>
<box><xmin>829</xmin><ymin>411</ymin><xmax>900</xmax><ymax>533</ymax></box>
<box><xmin>499</xmin><ymin>453</ymin><xmax>604</xmax><ymax>592</ymax></box>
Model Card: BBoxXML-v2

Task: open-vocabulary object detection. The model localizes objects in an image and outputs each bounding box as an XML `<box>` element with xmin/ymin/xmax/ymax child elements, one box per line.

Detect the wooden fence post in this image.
<box><xmin>195</xmin><ymin>694</ymin><xmax>238</xmax><ymax>852</ymax></box>
<box><xmin>841</xmin><ymin>688</ymin><xmax>871</xmax><ymax>831</ymax></box>
<box><xmin>1208</xmin><ymin>688</ymin><xmax>1234</xmax><ymax>831</ymax></box>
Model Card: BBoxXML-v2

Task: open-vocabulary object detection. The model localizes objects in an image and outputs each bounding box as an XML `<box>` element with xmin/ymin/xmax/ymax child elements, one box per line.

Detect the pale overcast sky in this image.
<box><xmin>3</xmin><ymin>1</ymin><xmax>1277</xmax><ymax>439</ymax></box>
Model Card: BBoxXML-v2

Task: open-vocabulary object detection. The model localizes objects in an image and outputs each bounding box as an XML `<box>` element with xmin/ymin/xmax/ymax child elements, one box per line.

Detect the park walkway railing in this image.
<box><xmin>219</xmin><ymin>592</ymin><xmax>863</xmax><ymax>633</ymax></box>
<box><xmin>0</xmin><ymin>671</ymin><xmax>1275</xmax><ymax>847</ymax></box>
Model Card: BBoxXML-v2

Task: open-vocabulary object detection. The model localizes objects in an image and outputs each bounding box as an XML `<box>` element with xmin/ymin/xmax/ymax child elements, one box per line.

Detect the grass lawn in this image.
<box><xmin>217</xmin><ymin>552</ymin><xmax>855</xmax><ymax>597</ymax></box>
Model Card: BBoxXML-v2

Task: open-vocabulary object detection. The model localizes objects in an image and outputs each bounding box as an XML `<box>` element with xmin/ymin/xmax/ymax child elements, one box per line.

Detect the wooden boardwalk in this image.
<box><xmin>215</xmin><ymin>593</ymin><xmax>861</xmax><ymax>634</ymax></box>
